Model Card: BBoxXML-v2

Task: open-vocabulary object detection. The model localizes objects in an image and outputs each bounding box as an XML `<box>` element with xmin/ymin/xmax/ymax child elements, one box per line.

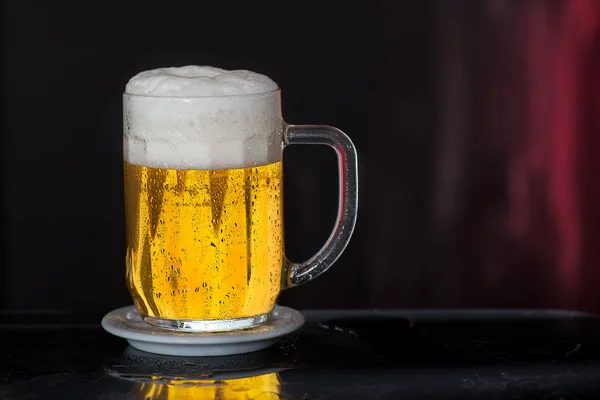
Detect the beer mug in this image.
<box><xmin>123</xmin><ymin>68</ymin><xmax>357</xmax><ymax>332</ymax></box>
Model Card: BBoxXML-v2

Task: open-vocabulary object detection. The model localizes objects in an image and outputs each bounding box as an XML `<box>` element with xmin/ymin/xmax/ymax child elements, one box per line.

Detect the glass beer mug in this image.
<box><xmin>123</xmin><ymin>67</ymin><xmax>358</xmax><ymax>332</ymax></box>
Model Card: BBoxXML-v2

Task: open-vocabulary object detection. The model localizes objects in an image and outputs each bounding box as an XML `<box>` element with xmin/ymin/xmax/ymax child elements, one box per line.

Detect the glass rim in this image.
<box><xmin>122</xmin><ymin>87</ymin><xmax>280</xmax><ymax>100</ymax></box>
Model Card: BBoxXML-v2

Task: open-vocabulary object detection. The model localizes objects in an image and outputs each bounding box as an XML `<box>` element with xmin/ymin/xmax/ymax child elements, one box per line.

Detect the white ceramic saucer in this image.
<box><xmin>101</xmin><ymin>305</ymin><xmax>304</xmax><ymax>357</ymax></box>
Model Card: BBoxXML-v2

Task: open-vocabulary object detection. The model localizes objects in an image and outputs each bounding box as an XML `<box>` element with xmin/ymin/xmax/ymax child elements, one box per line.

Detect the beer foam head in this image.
<box><xmin>123</xmin><ymin>66</ymin><xmax>282</xmax><ymax>170</ymax></box>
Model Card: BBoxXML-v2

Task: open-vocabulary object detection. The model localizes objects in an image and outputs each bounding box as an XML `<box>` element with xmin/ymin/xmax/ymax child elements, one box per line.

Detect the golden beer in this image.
<box><xmin>124</xmin><ymin>160</ymin><xmax>283</xmax><ymax>321</ymax></box>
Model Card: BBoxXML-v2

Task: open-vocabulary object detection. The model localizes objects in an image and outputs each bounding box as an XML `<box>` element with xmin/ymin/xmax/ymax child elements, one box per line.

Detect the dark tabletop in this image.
<box><xmin>1</xmin><ymin>309</ymin><xmax>600</xmax><ymax>399</ymax></box>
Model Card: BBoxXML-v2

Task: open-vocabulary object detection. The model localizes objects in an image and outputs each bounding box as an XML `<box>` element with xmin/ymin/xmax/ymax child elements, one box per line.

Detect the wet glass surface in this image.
<box><xmin>1</xmin><ymin>309</ymin><xmax>600</xmax><ymax>399</ymax></box>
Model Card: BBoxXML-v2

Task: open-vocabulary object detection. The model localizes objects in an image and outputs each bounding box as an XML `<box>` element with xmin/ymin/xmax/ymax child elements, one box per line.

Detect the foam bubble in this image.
<box><xmin>123</xmin><ymin>66</ymin><xmax>282</xmax><ymax>170</ymax></box>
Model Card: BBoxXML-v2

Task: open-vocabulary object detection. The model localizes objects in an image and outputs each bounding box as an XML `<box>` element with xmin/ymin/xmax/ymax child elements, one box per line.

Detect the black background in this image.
<box><xmin>4</xmin><ymin>0</ymin><xmax>600</xmax><ymax>316</ymax></box>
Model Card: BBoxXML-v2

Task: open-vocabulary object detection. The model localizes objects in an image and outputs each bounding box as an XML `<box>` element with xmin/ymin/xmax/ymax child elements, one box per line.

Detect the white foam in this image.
<box><xmin>123</xmin><ymin>66</ymin><xmax>282</xmax><ymax>170</ymax></box>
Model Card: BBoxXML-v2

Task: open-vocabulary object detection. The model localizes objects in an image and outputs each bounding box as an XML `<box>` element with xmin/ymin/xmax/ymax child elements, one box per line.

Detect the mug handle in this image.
<box><xmin>283</xmin><ymin>124</ymin><xmax>359</xmax><ymax>287</ymax></box>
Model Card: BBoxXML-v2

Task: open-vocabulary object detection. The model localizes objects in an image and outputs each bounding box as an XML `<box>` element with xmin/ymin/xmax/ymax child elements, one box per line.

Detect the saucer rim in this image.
<box><xmin>101</xmin><ymin>305</ymin><xmax>304</xmax><ymax>345</ymax></box>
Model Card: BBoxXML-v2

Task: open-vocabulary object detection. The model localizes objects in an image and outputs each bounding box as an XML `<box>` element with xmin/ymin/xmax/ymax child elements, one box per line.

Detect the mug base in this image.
<box><xmin>142</xmin><ymin>312</ymin><xmax>270</xmax><ymax>333</ymax></box>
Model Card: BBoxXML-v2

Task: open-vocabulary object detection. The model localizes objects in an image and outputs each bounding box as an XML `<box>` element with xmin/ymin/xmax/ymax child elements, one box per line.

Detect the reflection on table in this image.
<box><xmin>133</xmin><ymin>372</ymin><xmax>280</xmax><ymax>400</ymax></box>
